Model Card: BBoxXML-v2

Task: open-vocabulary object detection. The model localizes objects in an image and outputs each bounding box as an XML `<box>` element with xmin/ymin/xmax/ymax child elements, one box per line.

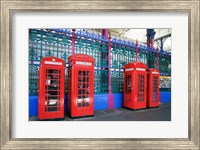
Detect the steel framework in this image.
<box><xmin>29</xmin><ymin>29</ymin><xmax>171</xmax><ymax>95</ymax></box>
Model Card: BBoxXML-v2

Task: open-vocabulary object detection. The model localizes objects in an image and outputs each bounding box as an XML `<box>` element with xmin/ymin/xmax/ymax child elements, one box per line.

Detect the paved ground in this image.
<box><xmin>30</xmin><ymin>102</ymin><xmax>171</xmax><ymax>121</ymax></box>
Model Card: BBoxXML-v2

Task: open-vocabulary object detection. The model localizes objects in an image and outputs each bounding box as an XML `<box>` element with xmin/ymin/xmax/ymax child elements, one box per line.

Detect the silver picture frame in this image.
<box><xmin>0</xmin><ymin>0</ymin><xmax>199</xmax><ymax>149</ymax></box>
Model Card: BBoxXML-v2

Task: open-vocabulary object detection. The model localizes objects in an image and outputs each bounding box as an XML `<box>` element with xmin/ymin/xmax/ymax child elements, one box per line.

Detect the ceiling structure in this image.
<box><xmin>86</xmin><ymin>29</ymin><xmax>172</xmax><ymax>52</ymax></box>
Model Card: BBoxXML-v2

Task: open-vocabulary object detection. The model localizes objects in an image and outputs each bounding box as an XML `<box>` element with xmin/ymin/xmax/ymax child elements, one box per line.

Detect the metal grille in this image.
<box><xmin>75</xmin><ymin>36</ymin><xmax>108</xmax><ymax>94</ymax></box>
<box><xmin>45</xmin><ymin>69</ymin><xmax>60</xmax><ymax>112</ymax></box>
<box><xmin>125</xmin><ymin>75</ymin><xmax>132</xmax><ymax>94</ymax></box>
<box><xmin>153</xmin><ymin>76</ymin><xmax>158</xmax><ymax>102</ymax></box>
<box><xmin>29</xmin><ymin>29</ymin><xmax>171</xmax><ymax>95</ymax></box>
<box><xmin>138</xmin><ymin>75</ymin><xmax>144</xmax><ymax>102</ymax></box>
<box><xmin>111</xmin><ymin>70</ymin><xmax>123</xmax><ymax>93</ymax></box>
<box><xmin>78</xmin><ymin>70</ymin><xmax>90</xmax><ymax>107</ymax></box>
<box><xmin>29</xmin><ymin>29</ymin><xmax>71</xmax><ymax>95</ymax></box>
<box><xmin>159</xmin><ymin>55</ymin><xmax>171</xmax><ymax>75</ymax></box>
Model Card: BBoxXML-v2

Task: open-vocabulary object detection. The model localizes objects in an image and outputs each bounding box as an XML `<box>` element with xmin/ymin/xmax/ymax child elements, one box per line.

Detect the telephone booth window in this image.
<box><xmin>146</xmin><ymin>68</ymin><xmax>160</xmax><ymax>108</ymax></box>
<box><xmin>38</xmin><ymin>57</ymin><xmax>65</xmax><ymax>120</ymax></box>
<box><xmin>68</xmin><ymin>66</ymin><xmax>71</xmax><ymax>105</ymax></box>
<box><xmin>125</xmin><ymin>75</ymin><xmax>132</xmax><ymax>94</ymax></box>
<box><xmin>45</xmin><ymin>69</ymin><xmax>61</xmax><ymax>112</ymax></box>
<box><xmin>78</xmin><ymin>70</ymin><xmax>90</xmax><ymax>107</ymax></box>
<box><xmin>138</xmin><ymin>75</ymin><xmax>144</xmax><ymax>102</ymax></box>
<box><xmin>153</xmin><ymin>76</ymin><xmax>158</xmax><ymax>102</ymax></box>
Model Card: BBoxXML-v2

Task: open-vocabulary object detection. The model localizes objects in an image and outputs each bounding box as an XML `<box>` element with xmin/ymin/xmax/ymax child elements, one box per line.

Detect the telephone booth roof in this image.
<box><xmin>124</xmin><ymin>62</ymin><xmax>147</xmax><ymax>69</ymax></box>
<box><xmin>68</xmin><ymin>54</ymin><xmax>95</xmax><ymax>62</ymax></box>
<box><xmin>41</xmin><ymin>56</ymin><xmax>65</xmax><ymax>64</ymax></box>
<box><xmin>147</xmin><ymin>68</ymin><xmax>160</xmax><ymax>72</ymax></box>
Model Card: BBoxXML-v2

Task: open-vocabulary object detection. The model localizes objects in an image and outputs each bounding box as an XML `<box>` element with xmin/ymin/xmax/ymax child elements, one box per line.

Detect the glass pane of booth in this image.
<box><xmin>125</xmin><ymin>75</ymin><xmax>132</xmax><ymax>94</ymax></box>
<box><xmin>153</xmin><ymin>76</ymin><xmax>158</xmax><ymax>102</ymax></box>
<box><xmin>138</xmin><ymin>75</ymin><xmax>144</xmax><ymax>102</ymax></box>
<box><xmin>68</xmin><ymin>66</ymin><xmax>71</xmax><ymax>102</ymax></box>
<box><xmin>78</xmin><ymin>70</ymin><xmax>90</xmax><ymax>107</ymax></box>
<box><xmin>45</xmin><ymin>69</ymin><xmax>61</xmax><ymax>112</ymax></box>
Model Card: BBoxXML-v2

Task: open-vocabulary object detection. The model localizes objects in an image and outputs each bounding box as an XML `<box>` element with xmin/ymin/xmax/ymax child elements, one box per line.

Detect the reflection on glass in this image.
<box><xmin>153</xmin><ymin>76</ymin><xmax>158</xmax><ymax>102</ymax></box>
<box><xmin>138</xmin><ymin>75</ymin><xmax>144</xmax><ymax>102</ymax></box>
<box><xmin>45</xmin><ymin>69</ymin><xmax>61</xmax><ymax>112</ymax></box>
<box><xmin>77</xmin><ymin>70</ymin><xmax>90</xmax><ymax>107</ymax></box>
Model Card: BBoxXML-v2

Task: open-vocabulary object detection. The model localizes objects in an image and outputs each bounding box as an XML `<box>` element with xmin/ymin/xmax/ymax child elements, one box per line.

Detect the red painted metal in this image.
<box><xmin>123</xmin><ymin>62</ymin><xmax>147</xmax><ymax>110</ymax></box>
<box><xmin>147</xmin><ymin>34</ymin><xmax>150</xmax><ymax>48</ymax></box>
<box><xmin>38</xmin><ymin>57</ymin><xmax>65</xmax><ymax>120</ymax></box>
<box><xmin>108</xmin><ymin>32</ymin><xmax>111</xmax><ymax>93</ymax></box>
<box><xmin>136</xmin><ymin>39</ymin><xmax>139</xmax><ymax>62</ymax></box>
<box><xmin>156</xmin><ymin>47</ymin><xmax>159</xmax><ymax>69</ymax></box>
<box><xmin>102</xmin><ymin>29</ymin><xmax>114</xmax><ymax>109</ymax></box>
<box><xmin>151</xmin><ymin>37</ymin><xmax>154</xmax><ymax>49</ymax></box>
<box><xmin>147</xmin><ymin>68</ymin><xmax>160</xmax><ymax>107</ymax></box>
<box><xmin>71</xmin><ymin>29</ymin><xmax>76</xmax><ymax>54</ymax></box>
<box><xmin>68</xmin><ymin>54</ymin><xmax>94</xmax><ymax>117</ymax></box>
<box><xmin>108</xmin><ymin>31</ymin><xmax>114</xmax><ymax>109</ymax></box>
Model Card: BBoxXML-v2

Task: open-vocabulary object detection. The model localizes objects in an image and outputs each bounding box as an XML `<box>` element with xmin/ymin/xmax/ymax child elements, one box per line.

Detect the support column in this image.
<box><xmin>102</xmin><ymin>29</ymin><xmax>114</xmax><ymax>109</ymax></box>
<box><xmin>146</xmin><ymin>29</ymin><xmax>151</xmax><ymax>48</ymax></box>
<box><xmin>71</xmin><ymin>29</ymin><xmax>76</xmax><ymax>54</ymax></box>
<box><xmin>147</xmin><ymin>29</ymin><xmax>156</xmax><ymax>68</ymax></box>
<box><xmin>150</xmin><ymin>31</ymin><xmax>155</xmax><ymax>49</ymax></box>
<box><xmin>102</xmin><ymin>29</ymin><xmax>110</xmax><ymax>92</ymax></box>
<box><xmin>108</xmin><ymin>33</ymin><xmax>112</xmax><ymax>94</ymax></box>
<box><xmin>156</xmin><ymin>47</ymin><xmax>159</xmax><ymax>69</ymax></box>
<box><xmin>146</xmin><ymin>29</ymin><xmax>156</xmax><ymax>49</ymax></box>
<box><xmin>136</xmin><ymin>39</ymin><xmax>139</xmax><ymax>62</ymax></box>
<box><xmin>160</xmin><ymin>38</ymin><xmax>163</xmax><ymax>51</ymax></box>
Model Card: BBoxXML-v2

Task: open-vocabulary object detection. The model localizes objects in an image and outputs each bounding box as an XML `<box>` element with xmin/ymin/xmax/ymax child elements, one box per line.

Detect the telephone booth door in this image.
<box><xmin>147</xmin><ymin>69</ymin><xmax>160</xmax><ymax>107</ymax></box>
<box><xmin>135</xmin><ymin>67</ymin><xmax>147</xmax><ymax>109</ymax></box>
<box><xmin>123</xmin><ymin>68</ymin><xmax>133</xmax><ymax>109</ymax></box>
<box><xmin>124</xmin><ymin>62</ymin><xmax>147</xmax><ymax>110</ymax></box>
<box><xmin>38</xmin><ymin>57</ymin><xmax>65</xmax><ymax>120</ymax></box>
<box><xmin>68</xmin><ymin>54</ymin><xmax>94</xmax><ymax>118</ymax></box>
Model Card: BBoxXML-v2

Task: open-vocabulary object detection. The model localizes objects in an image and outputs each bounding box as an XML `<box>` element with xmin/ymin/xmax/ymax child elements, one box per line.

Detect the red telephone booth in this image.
<box><xmin>38</xmin><ymin>57</ymin><xmax>65</xmax><ymax>120</ymax></box>
<box><xmin>123</xmin><ymin>62</ymin><xmax>147</xmax><ymax>110</ymax></box>
<box><xmin>147</xmin><ymin>68</ymin><xmax>160</xmax><ymax>107</ymax></box>
<box><xmin>68</xmin><ymin>54</ymin><xmax>94</xmax><ymax>118</ymax></box>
